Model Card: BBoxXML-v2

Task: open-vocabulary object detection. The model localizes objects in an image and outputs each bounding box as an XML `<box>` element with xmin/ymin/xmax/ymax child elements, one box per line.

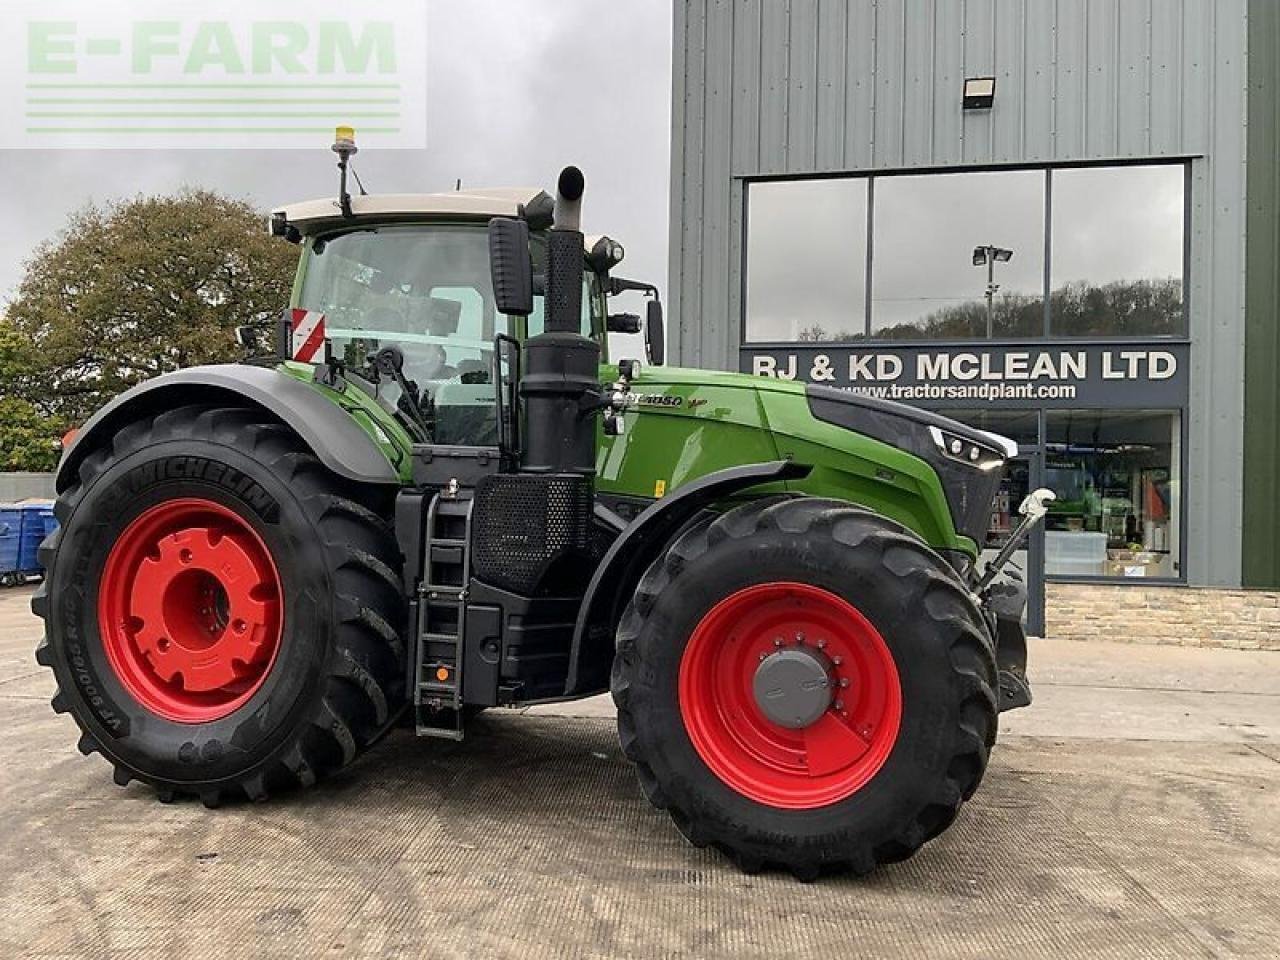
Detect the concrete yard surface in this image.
<box><xmin>1</xmin><ymin>586</ymin><xmax>1277</xmax><ymax>959</ymax></box>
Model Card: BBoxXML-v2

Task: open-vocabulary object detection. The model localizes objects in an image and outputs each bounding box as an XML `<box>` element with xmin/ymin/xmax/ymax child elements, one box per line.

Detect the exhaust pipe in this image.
<box><xmin>519</xmin><ymin>166</ymin><xmax>601</xmax><ymax>476</ymax></box>
<box><xmin>553</xmin><ymin>166</ymin><xmax>585</xmax><ymax>231</ymax></box>
<box><xmin>543</xmin><ymin>166</ymin><xmax>586</xmax><ymax>336</ymax></box>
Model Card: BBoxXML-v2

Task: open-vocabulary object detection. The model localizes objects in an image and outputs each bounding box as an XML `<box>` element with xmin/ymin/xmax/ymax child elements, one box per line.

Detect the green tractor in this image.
<box><xmin>34</xmin><ymin>132</ymin><xmax>1050</xmax><ymax>879</ymax></box>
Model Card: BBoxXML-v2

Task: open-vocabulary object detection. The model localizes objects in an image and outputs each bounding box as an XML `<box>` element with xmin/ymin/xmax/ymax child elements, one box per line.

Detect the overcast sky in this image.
<box><xmin>1</xmin><ymin>2</ymin><xmax>673</xmax><ymax>321</ymax></box>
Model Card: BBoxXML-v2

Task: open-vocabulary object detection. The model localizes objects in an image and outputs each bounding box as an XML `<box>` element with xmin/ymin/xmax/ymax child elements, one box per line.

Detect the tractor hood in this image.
<box><xmin>600</xmin><ymin>364</ymin><xmax>1014</xmax><ymax>557</ymax></box>
<box><xmin>802</xmin><ymin>384</ymin><xmax>1015</xmax><ymax>549</ymax></box>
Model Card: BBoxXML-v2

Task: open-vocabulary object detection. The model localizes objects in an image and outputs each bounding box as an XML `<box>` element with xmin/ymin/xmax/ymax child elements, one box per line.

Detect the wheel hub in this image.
<box><xmin>752</xmin><ymin>645</ymin><xmax>834</xmax><ymax>729</ymax></box>
<box><xmin>678</xmin><ymin>582</ymin><xmax>903</xmax><ymax>809</ymax></box>
<box><xmin>98</xmin><ymin>499</ymin><xmax>283</xmax><ymax>723</ymax></box>
<box><xmin>129</xmin><ymin>525</ymin><xmax>276</xmax><ymax>693</ymax></box>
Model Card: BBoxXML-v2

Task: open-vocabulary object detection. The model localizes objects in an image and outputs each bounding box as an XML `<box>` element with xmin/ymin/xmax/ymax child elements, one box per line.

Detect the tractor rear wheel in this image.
<box><xmin>610</xmin><ymin>496</ymin><xmax>998</xmax><ymax>879</ymax></box>
<box><xmin>32</xmin><ymin>405</ymin><xmax>406</xmax><ymax>805</ymax></box>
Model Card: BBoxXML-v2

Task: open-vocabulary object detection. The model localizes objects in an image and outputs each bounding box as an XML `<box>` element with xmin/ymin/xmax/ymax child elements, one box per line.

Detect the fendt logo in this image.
<box><xmin>1</xmin><ymin>1</ymin><xmax>426</xmax><ymax>149</ymax></box>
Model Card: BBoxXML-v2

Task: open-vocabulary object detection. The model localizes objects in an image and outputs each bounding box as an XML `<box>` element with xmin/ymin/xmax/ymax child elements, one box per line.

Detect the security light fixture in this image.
<box><xmin>963</xmin><ymin>77</ymin><xmax>996</xmax><ymax>110</ymax></box>
<box><xmin>972</xmin><ymin>244</ymin><xmax>1014</xmax><ymax>337</ymax></box>
<box><xmin>972</xmin><ymin>245</ymin><xmax>1013</xmax><ymax>266</ymax></box>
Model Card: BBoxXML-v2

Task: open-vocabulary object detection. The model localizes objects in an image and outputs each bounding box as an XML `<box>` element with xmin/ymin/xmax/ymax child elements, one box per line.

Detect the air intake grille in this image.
<box><xmin>471</xmin><ymin>475</ymin><xmax>594</xmax><ymax>594</ymax></box>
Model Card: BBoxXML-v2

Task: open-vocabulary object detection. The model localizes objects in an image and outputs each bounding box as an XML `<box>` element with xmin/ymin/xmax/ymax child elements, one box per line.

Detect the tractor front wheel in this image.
<box><xmin>33</xmin><ymin>405</ymin><xmax>406</xmax><ymax>805</ymax></box>
<box><xmin>611</xmin><ymin>496</ymin><xmax>998</xmax><ymax>879</ymax></box>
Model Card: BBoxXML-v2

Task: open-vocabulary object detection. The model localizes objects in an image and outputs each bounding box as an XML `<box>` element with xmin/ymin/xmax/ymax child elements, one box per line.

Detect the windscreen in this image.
<box><xmin>297</xmin><ymin>224</ymin><xmax>602</xmax><ymax>445</ymax></box>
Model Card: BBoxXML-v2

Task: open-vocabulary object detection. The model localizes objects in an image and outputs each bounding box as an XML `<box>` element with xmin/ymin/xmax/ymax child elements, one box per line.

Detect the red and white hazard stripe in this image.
<box><xmin>289</xmin><ymin>309</ymin><xmax>326</xmax><ymax>363</ymax></box>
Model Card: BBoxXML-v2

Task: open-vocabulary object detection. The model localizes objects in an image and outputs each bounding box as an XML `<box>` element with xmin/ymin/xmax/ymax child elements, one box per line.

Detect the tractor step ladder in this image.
<box><xmin>413</xmin><ymin>492</ymin><xmax>474</xmax><ymax>739</ymax></box>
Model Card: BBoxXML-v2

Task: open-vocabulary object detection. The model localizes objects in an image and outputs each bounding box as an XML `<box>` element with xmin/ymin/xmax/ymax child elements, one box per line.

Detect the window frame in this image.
<box><xmin>740</xmin><ymin>157</ymin><xmax>1195</xmax><ymax>347</ymax></box>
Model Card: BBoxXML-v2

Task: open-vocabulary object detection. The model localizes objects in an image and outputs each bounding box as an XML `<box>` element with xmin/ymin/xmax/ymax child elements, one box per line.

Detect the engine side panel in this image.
<box><xmin>594</xmin><ymin>364</ymin><xmax>968</xmax><ymax>554</ymax></box>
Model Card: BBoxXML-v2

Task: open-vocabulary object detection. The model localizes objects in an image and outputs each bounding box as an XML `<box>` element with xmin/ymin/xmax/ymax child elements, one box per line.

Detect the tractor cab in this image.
<box><xmin>272</xmin><ymin>188</ymin><xmax>656</xmax><ymax>448</ymax></box>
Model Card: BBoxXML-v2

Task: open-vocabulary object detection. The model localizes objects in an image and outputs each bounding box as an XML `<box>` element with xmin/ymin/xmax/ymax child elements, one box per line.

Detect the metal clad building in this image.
<box><xmin>668</xmin><ymin>0</ymin><xmax>1280</xmax><ymax>606</ymax></box>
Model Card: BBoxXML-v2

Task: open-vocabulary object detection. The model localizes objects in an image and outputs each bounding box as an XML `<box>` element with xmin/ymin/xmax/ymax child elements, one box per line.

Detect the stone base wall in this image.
<box><xmin>1045</xmin><ymin>583</ymin><xmax>1280</xmax><ymax>651</ymax></box>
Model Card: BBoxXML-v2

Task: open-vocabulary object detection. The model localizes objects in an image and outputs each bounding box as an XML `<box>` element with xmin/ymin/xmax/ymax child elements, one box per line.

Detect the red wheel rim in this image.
<box><xmin>678</xmin><ymin>582</ymin><xmax>902</xmax><ymax>809</ymax></box>
<box><xmin>98</xmin><ymin>498</ymin><xmax>283</xmax><ymax>723</ymax></box>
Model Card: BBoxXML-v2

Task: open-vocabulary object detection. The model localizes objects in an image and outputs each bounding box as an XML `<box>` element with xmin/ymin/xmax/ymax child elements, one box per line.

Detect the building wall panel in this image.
<box><xmin>1020</xmin><ymin>0</ymin><xmax>1056</xmax><ymax>160</ymax></box>
<box><xmin>843</xmin><ymin>0</ymin><xmax>878</xmax><ymax>168</ymax></box>
<box><xmin>816</xmin><ymin>0</ymin><xmax>850</xmax><ymax>168</ymax></box>
<box><xmin>931</xmin><ymin>0</ymin><xmax>965</xmax><ymax>165</ymax></box>
<box><xmin>1083</xmin><ymin>0</ymin><xmax>1120</xmax><ymax>156</ymax></box>
<box><xmin>872</xmin><ymin>0</ymin><xmax>908</xmax><ymax>169</ymax></box>
<box><xmin>990</xmin><ymin>0</ymin><xmax>1027</xmax><ymax>161</ymax></box>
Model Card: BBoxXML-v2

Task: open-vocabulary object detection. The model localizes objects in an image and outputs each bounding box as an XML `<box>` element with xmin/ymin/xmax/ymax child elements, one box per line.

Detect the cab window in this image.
<box><xmin>297</xmin><ymin>224</ymin><xmax>604</xmax><ymax>446</ymax></box>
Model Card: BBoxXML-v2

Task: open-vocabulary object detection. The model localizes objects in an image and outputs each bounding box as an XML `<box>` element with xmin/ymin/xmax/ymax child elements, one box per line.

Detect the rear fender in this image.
<box><xmin>56</xmin><ymin>364</ymin><xmax>406</xmax><ymax>492</ymax></box>
<box><xmin>563</xmin><ymin>459</ymin><xmax>812</xmax><ymax>696</ymax></box>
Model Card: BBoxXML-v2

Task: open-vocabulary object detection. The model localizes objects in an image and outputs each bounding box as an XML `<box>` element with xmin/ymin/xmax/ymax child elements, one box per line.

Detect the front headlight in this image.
<box><xmin>927</xmin><ymin>425</ymin><xmax>1013</xmax><ymax>473</ymax></box>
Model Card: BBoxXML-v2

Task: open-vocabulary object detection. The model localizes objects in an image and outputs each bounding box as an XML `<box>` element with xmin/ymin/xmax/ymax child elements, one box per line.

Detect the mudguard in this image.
<box><xmin>56</xmin><ymin>364</ymin><xmax>402</xmax><ymax>492</ymax></box>
<box><xmin>563</xmin><ymin>459</ymin><xmax>812</xmax><ymax>696</ymax></box>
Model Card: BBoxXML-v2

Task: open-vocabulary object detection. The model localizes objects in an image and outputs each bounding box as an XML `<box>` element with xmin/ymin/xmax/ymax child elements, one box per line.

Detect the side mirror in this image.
<box><xmin>488</xmin><ymin>217</ymin><xmax>533</xmax><ymax>317</ymax></box>
<box><xmin>646</xmin><ymin>299</ymin><xmax>666</xmax><ymax>366</ymax></box>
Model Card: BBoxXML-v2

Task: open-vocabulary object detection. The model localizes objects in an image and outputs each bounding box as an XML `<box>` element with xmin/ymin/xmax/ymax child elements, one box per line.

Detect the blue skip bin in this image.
<box><xmin>0</xmin><ymin>501</ymin><xmax>58</xmax><ymax>587</ymax></box>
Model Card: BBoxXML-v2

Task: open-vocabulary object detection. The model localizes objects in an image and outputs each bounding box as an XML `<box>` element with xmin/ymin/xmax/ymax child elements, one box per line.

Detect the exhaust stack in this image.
<box><xmin>553</xmin><ymin>166</ymin><xmax>584</xmax><ymax>231</ymax></box>
<box><xmin>519</xmin><ymin>166</ymin><xmax>601</xmax><ymax>476</ymax></box>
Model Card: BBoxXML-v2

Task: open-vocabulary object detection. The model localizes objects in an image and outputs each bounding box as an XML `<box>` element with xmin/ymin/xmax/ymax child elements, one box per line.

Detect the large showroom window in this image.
<box><xmin>742</xmin><ymin>161</ymin><xmax>1188</xmax><ymax>343</ymax></box>
<box><xmin>744</xmin><ymin>177</ymin><xmax>868</xmax><ymax>343</ymax></box>
<box><xmin>870</xmin><ymin>169</ymin><xmax>1045</xmax><ymax>339</ymax></box>
<box><xmin>1043</xmin><ymin>410</ymin><xmax>1181</xmax><ymax>580</ymax></box>
<box><xmin>1050</xmin><ymin>164</ymin><xmax>1186</xmax><ymax>337</ymax></box>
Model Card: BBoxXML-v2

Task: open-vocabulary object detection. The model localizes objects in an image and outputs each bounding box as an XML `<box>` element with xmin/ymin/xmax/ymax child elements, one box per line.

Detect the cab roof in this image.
<box><xmin>272</xmin><ymin>187</ymin><xmax>543</xmax><ymax>236</ymax></box>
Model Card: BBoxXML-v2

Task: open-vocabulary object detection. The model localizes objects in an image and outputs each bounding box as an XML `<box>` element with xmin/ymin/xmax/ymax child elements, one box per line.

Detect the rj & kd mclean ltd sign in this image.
<box><xmin>740</xmin><ymin>343</ymin><xmax>1190</xmax><ymax>408</ymax></box>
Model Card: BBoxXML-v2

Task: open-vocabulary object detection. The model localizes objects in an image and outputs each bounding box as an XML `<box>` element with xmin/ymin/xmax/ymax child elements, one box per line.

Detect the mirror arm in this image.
<box><xmin>608</xmin><ymin>276</ymin><xmax>659</xmax><ymax>298</ymax></box>
<box><xmin>372</xmin><ymin>345</ymin><xmax>432</xmax><ymax>441</ymax></box>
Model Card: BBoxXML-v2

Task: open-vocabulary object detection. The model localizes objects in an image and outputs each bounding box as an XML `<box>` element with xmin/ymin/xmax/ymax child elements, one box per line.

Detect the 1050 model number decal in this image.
<box><xmin>618</xmin><ymin>394</ymin><xmax>684</xmax><ymax>408</ymax></box>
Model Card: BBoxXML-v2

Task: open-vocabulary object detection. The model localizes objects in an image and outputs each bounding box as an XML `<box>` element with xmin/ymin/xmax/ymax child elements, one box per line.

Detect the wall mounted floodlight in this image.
<box><xmin>963</xmin><ymin>77</ymin><xmax>996</xmax><ymax>110</ymax></box>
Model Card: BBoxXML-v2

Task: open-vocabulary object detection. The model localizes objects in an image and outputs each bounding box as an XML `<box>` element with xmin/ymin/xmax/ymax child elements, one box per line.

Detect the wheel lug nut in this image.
<box><xmin>773</xmin><ymin>637</ymin><xmax>783</xmax><ymax>648</ymax></box>
<box><xmin>840</xmin><ymin>678</ymin><xmax>850</xmax><ymax>688</ymax></box>
<box><xmin>795</xmin><ymin>632</ymin><xmax>805</xmax><ymax>645</ymax></box>
<box><xmin>835</xmin><ymin>699</ymin><xmax>844</xmax><ymax>711</ymax></box>
<box><xmin>832</xmin><ymin>656</ymin><xmax>843</xmax><ymax>666</ymax></box>
<box><xmin>816</xmin><ymin>638</ymin><xmax>827</xmax><ymax>649</ymax></box>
